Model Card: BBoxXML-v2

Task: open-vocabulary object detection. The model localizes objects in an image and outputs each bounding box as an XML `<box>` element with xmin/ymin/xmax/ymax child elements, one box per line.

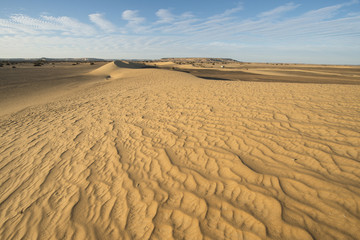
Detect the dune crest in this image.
<box><xmin>88</xmin><ymin>61</ymin><xmax>148</xmax><ymax>79</ymax></box>
<box><xmin>1</xmin><ymin>65</ymin><xmax>360</xmax><ymax>240</ymax></box>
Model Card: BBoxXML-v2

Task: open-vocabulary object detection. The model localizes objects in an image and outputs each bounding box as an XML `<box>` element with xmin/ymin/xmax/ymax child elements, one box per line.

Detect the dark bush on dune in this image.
<box><xmin>34</xmin><ymin>61</ymin><xmax>43</xmax><ymax>67</ymax></box>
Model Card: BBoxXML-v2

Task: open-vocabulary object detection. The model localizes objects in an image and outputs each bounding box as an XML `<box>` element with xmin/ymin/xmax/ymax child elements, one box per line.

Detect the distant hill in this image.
<box><xmin>0</xmin><ymin>58</ymin><xmax>107</xmax><ymax>62</ymax></box>
<box><xmin>159</xmin><ymin>58</ymin><xmax>240</xmax><ymax>64</ymax></box>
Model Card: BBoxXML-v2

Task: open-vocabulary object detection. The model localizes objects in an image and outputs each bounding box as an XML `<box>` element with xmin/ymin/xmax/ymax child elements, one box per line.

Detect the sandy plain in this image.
<box><xmin>0</xmin><ymin>60</ymin><xmax>360</xmax><ymax>240</ymax></box>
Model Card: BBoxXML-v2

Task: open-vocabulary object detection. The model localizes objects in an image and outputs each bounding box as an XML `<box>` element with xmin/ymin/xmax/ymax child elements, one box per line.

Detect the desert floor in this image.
<box><xmin>1</xmin><ymin>61</ymin><xmax>360</xmax><ymax>240</ymax></box>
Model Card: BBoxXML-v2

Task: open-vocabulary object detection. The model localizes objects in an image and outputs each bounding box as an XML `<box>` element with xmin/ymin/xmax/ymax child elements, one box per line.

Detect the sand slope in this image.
<box><xmin>0</xmin><ymin>62</ymin><xmax>108</xmax><ymax>116</ymax></box>
<box><xmin>1</xmin><ymin>62</ymin><xmax>360</xmax><ymax>240</ymax></box>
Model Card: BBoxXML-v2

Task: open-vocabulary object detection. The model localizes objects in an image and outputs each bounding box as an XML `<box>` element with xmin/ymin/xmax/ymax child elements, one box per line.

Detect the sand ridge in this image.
<box><xmin>0</xmin><ymin>62</ymin><xmax>360</xmax><ymax>239</ymax></box>
<box><xmin>148</xmin><ymin>60</ymin><xmax>360</xmax><ymax>85</ymax></box>
<box><xmin>0</xmin><ymin>61</ymin><xmax>109</xmax><ymax>116</ymax></box>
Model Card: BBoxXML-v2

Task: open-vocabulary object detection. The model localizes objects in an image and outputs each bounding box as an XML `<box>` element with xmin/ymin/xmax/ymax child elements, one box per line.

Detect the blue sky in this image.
<box><xmin>0</xmin><ymin>0</ymin><xmax>359</xmax><ymax>64</ymax></box>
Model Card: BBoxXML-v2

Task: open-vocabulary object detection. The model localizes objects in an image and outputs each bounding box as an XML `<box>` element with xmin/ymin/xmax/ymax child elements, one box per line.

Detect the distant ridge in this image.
<box><xmin>0</xmin><ymin>57</ymin><xmax>240</xmax><ymax>64</ymax></box>
<box><xmin>160</xmin><ymin>57</ymin><xmax>240</xmax><ymax>64</ymax></box>
<box><xmin>0</xmin><ymin>57</ymin><xmax>107</xmax><ymax>62</ymax></box>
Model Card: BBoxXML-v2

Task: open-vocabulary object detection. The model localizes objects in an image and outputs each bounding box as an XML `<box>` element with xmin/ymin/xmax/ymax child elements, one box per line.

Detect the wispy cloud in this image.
<box><xmin>121</xmin><ymin>10</ymin><xmax>147</xmax><ymax>33</ymax></box>
<box><xmin>89</xmin><ymin>13</ymin><xmax>116</xmax><ymax>33</ymax></box>
<box><xmin>41</xmin><ymin>15</ymin><xmax>96</xmax><ymax>35</ymax></box>
<box><xmin>156</xmin><ymin>9</ymin><xmax>175</xmax><ymax>24</ymax></box>
<box><xmin>210</xmin><ymin>2</ymin><xmax>243</xmax><ymax>19</ymax></box>
<box><xmin>0</xmin><ymin>14</ymin><xmax>96</xmax><ymax>36</ymax></box>
<box><xmin>122</xmin><ymin>10</ymin><xmax>145</xmax><ymax>25</ymax></box>
<box><xmin>154</xmin><ymin>9</ymin><xmax>194</xmax><ymax>27</ymax></box>
<box><xmin>258</xmin><ymin>2</ymin><xmax>300</xmax><ymax>18</ymax></box>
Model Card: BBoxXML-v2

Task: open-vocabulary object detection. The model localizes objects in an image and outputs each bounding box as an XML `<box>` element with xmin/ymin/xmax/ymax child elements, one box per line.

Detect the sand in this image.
<box><xmin>150</xmin><ymin>61</ymin><xmax>360</xmax><ymax>85</ymax></box>
<box><xmin>1</xmin><ymin>61</ymin><xmax>360</xmax><ymax>240</ymax></box>
<box><xmin>0</xmin><ymin>62</ymin><xmax>109</xmax><ymax>116</ymax></box>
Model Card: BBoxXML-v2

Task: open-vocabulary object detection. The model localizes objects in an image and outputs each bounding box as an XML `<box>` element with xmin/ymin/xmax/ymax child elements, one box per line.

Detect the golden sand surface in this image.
<box><xmin>150</xmin><ymin>60</ymin><xmax>360</xmax><ymax>85</ymax></box>
<box><xmin>1</xmin><ymin>61</ymin><xmax>360</xmax><ymax>239</ymax></box>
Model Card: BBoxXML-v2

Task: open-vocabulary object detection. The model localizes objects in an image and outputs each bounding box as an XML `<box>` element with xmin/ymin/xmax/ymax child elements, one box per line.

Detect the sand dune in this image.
<box><xmin>0</xmin><ymin>61</ymin><xmax>108</xmax><ymax>116</ymax></box>
<box><xmin>1</xmin><ymin>61</ymin><xmax>360</xmax><ymax>240</ymax></box>
<box><xmin>89</xmin><ymin>61</ymin><xmax>146</xmax><ymax>75</ymax></box>
<box><xmin>151</xmin><ymin>61</ymin><xmax>360</xmax><ymax>85</ymax></box>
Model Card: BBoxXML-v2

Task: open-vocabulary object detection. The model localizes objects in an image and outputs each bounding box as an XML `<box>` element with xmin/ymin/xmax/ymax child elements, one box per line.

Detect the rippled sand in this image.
<box><xmin>1</xmin><ymin>61</ymin><xmax>360</xmax><ymax>240</ymax></box>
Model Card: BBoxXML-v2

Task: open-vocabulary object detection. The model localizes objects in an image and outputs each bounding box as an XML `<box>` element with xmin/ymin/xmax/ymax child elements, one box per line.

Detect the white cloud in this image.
<box><xmin>0</xmin><ymin>14</ymin><xmax>96</xmax><ymax>36</ymax></box>
<box><xmin>258</xmin><ymin>2</ymin><xmax>300</xmax><ymax>18</ymax></box>
<box><xmin>155</xmin><ymin>9</ymin><xmax>194</xmax><ymax>25</ymax></box>
<box><xmin>209</xmin><ymin>3</ymin><xmax>243</xmax><ymax>20</ymax></box>
<box><xmin>122</xmin><ymin>10</ymin><xmax>145</xmax><ymax>25</ymax></box>
<box><xmin>89</xmin><ymin>13</ymin><xmax>116</xmax><ymax>33</ymax></box>
<box><xmin>41</xmin><ymin>15</ymin><xmax>96</xmax><ymax>35</ymax></box>
<box><xmin>300</xmin><ymin>5</ymin><xmax>343</xmax><ymax>21</ymax></box>
<box><xmin>156</xmin><ymin>9</ymin><xmax>175</xmax><ymax>23</ymax></box>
